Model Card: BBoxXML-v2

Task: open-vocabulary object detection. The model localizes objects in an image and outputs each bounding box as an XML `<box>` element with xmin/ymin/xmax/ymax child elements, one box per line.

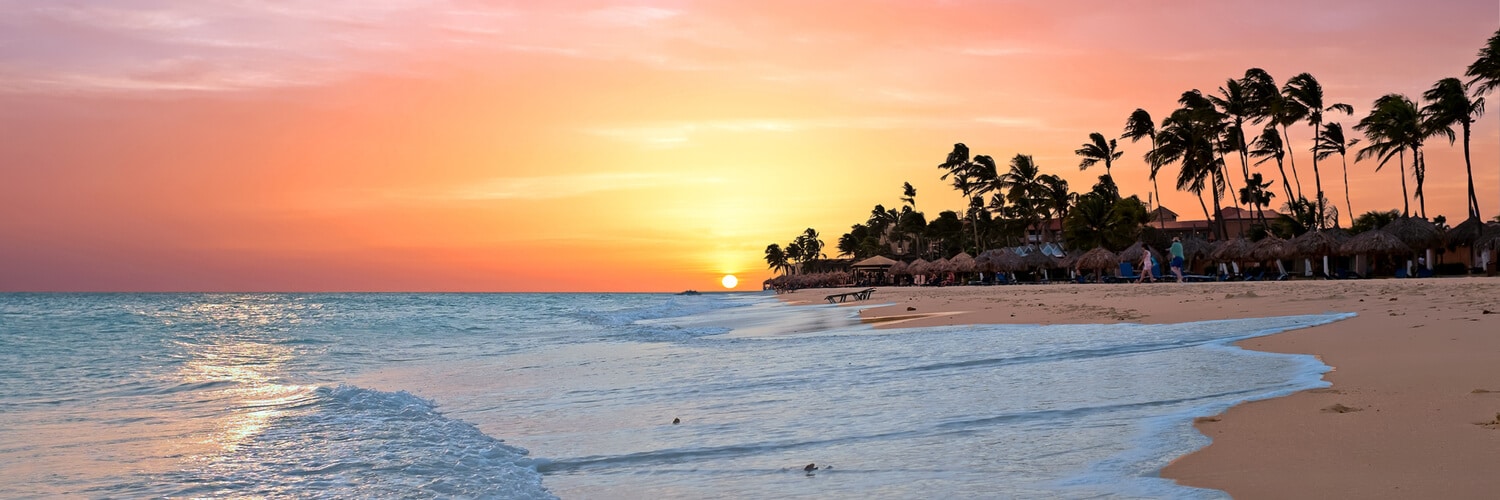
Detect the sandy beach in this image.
<box><xmin>781</xmin><ymin>277</ymin><xmax>1500</xmax><ymax>498</ymax></box>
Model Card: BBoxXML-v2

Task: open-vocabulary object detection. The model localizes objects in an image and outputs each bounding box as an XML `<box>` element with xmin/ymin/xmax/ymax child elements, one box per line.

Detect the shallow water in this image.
<box><xmin>0</xmin><ymin>293</ymin><xmax>1351</xmax><ymax>498</ymax></box>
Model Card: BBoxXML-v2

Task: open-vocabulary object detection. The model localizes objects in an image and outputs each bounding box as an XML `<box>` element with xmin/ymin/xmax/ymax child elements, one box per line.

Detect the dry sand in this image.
<box><xmin>781</xmin><ymin>278</ymin><xmax>1500</xmax><ymax>499</ymax></box>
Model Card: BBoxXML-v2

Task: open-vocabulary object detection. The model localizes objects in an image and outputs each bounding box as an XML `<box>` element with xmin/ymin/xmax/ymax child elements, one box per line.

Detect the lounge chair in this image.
<box><xmin>1394</xmin><ymin>268</ymin><xmax>1409</xmax><ymax>279</ymax></box>
<box><xmin>1108</xmin><ymin>262</ymin><xmax>1142</xmax><ymax>283</ymax></box>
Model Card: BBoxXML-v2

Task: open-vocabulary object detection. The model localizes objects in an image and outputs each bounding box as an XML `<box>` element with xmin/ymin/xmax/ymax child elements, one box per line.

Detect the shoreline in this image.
<box><xmin>778</xmin><ymin>278</ymin><xmax>1500</xmax><ymax>498</ymax></box>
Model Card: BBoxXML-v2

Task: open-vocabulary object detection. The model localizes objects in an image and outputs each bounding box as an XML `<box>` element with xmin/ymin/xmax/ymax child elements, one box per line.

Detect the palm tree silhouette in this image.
<box><xmin>1238</xmin><ymin>172</ymin><xmax>1276</xmax><ymax>227</ymax></box>
<box><xmin>1355</xmin><ymin>94</ymin><xmax>1422</xmax><ymax>217</ymax></box>
<box><xmin>1313</xmin><ymin>122</ymin><xmax>1359</xmax><ymax>222</ymax></box>
<box><xmin>1000</xmin><ymin>154</ymin><xmax>1048</xmax><ymax>243</ymax></box>
<box><xmin>1122</xmin><ymin>109</ymin><xmax>1165</xmax><ymax>228</ymax></box>
<box><xmin>1152</xmin><ymin>107</ymin><xmax>1227</xmax><ymax>239</ymax></box>
<box><xmin>1249</xmin><ymin>124</ymin><xmax>1293</xmax><ymax>205</ymax></box>
<box><xmin>1464</xmin><ymin>28</ymin><xmax>1500</xmax><ymax>216</ymax></box>
<box><xmin>1210</xmin><ymin>78</ymin><xmax>1258</xmax><ymax>184</ymax></box>
<box><xmin>765</xmin><ymin>244</ymin><xmax>789</xmax><ymax>275</ymax></box>
<box><xmin>1422</xmin><ymin>77</ymin><xmax>1486</xmax><ymax>219</ymax></box>
<box><xmin>1244</xmin><ymin>69</ymin><xmax>1309</xmax><ymax>202</ymax></box>
<box><xmin>1075</xmin><ymin>132</ymin><xmax>1123</xmax><ymax>183</ymax></box>
<box><xmin>1283</xmin><ymin>73</ymin><xmax>1354</xmax><ymax>229</ymax></box>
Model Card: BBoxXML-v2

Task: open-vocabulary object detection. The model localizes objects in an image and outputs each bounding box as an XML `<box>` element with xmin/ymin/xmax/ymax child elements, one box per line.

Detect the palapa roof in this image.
<box><xmin>1209</xmin><ymin>238</ymin><xmax>1254</xmax><ymax>262</ymax></box>
<box><xmin>1074</xmin><ymin>247</ymin><xmax>1119</xmax><ymax>270</ymax></box>
<box><xmin>851</xmin><ymin>255</ymin><xmax>899</xmax><ymax>268</ymax></box>
<box><xmin>1180</xmin><ymin>236</ymin><xmax>1212</xmax><ymax>259</ymax></box>
<box><xmin>1117</xmin><ymin>241</ymin><xmax>1162</xmax><ymax>264</ymax></box>
<box><xmin>1018</xmin><ymin>249</ymin><xmax>1055</xmax><ymax>269</ymax></box>
<box><xmin>889</xmin><ymin>260</ymin><xmax>910</xmax><ymax>275</ymax></box>
<box><xmin>1249</xmin><ymin>236</ymin><xmax>1293</xmax><ymax>261</ymax></box>
<box><xmin>1341</xmin><ymin>229</ymin><xmax>1412</xmax><ymax>255</ymax></box>
<box><xmin>1291</xmin><ymin>230</ymin><xmax>1344</xmax><ymax>257</ymax></box>
<box><xmin>949</xmin><ymin>252</ymin><xmax>976</xmax><ymax>272</ymax></box>
<box><xmin>1380</xmin><ymin>217</ymin><xmax>1442</xmax><ymax>249</ymax></box>
<box><xmin>908</xmin><ymin>258</ymin><xmax>930</xmax><ymax>275</ymax></box>
<box><xmin>1444</xmin><ymin>217</ymin><xmax>1488</xmax><ymax>248</ymax></box>
<box><xmin>1473</xmin><ymin>222</ymin><xmax>1500</xmax><ymax>250</ymax></box>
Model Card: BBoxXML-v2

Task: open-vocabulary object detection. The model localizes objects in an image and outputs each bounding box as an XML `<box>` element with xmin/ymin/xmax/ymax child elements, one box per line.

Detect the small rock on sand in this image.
<box><xmin>1322</xmin><ymin>403</ymin><xmax>1362</xmax><ymax>413</ymax></box>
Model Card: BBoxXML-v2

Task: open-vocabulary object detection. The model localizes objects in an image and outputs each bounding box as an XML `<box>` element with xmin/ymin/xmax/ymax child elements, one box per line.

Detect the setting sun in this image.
<box><xmin>721</xmin><ymin>275</ymin><xmax>738</xmax><ymax>289</ymax></box>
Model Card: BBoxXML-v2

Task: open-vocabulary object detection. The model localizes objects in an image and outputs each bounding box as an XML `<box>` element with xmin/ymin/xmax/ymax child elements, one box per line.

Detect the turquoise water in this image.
<box><xmin>0</xmin><ymin>293</ymin><xmax>1351</xmax><ymax>498</ymax></box>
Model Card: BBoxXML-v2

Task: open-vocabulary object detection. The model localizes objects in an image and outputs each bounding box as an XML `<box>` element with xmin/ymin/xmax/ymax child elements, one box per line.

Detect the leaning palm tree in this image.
<box><xmin>1153</xmin><ymin>107</ymin><xmax>1227</xmax><ymax>239</ymax></box>
<box><xmin>1355</xmin><ymin>94</ymin><xmax>1421</xmax><ymax>217</ymax></box>
<box><xmin>1422</xmin><ymin>77</ymin><xmax>1486</xmax><ymax>220</ymax></box>
<box><xmin>1210</xmin><ymin>78</ymin><xmax>1259</xmax><ymax>183</ymax></box>
<box><xmin>900</xmin><ymin>182</ymin><xmax>917</xmax><ymax>209</ymax></box>
<box><xmin>1465</xmin><ymin>28</ymin><xmax>1500</xmax><ymax>216</ymax></box>
<box><xmin>1249</xmin><ymin>124</ymin><xmax>1294</xmax><ymax>204</ymax></box>
<box><xmin>1122</xmin><ymin>109</ymin><xmax>1165</xmax><ymax>228</ymax></box>
<box><xmin>999</xmin><ymin>154</ymin><xmax>1048</xmax><ymax>242</ymax></box>
<box><xmin>1313</xmin><ymin>122</ymin><xmax>1359</xmax><ymax>221</ymax></box>
<box><xmin>764</xmin><ymin>244</ymin><xmax>789</xmax><ymax>275</ymax></box>
<box><xmin>1075</xmin><ymin>132</ymin><xmax>1123</xmax><ymax>183</ymax></box>
<box><xmin>1244</xmin><ymin>68</ymin><xmax>1309</xmax><ymax>201</ymax></box>
<box><xmin>1238</xmin><ymin>172</ymin><xmax>1276</xmax><ymax>227</ymax></box>
<box><xmin>1283</xmin><ymin>73</ymin><xmax>1354</xmax><ymax>229</ymax></box>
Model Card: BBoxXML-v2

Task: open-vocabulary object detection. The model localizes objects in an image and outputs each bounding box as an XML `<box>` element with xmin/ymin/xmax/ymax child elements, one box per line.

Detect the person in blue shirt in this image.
<box><xmin>1168</xmin><ymin>237</ymin><xmax>1186</xmax><ymax>283</ymax></box>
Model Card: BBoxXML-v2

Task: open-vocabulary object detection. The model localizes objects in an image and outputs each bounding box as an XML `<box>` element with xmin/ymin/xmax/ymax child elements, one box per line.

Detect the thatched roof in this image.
<box><xmin>1210</xmin><ymin>238</ymin><xmax>1253</xmax><ymax>262</ymax></box>
<box><xmin>1057</xmin><ymin>251</ymin><xmax>1078</xmax><ymax>269</ymax></box>
<box><xmin>950</xmin><ymin>252</ymin><xmax>976</xmax><ymax>272</ymax></box>
<box><xmin>1018</xmin><ymin>249</ymin><xmax>1055</xmax><ymax>269</ymax></box>
<box><xmin>988</xmin><ymin>249</ymin><xmax>1023</xmax><ymax>272</ymax></box>
<box><xmin>1476</xmin><ymin>222</ymin><xmax>1500</xmax><ymax>250</ymax></box>
<box><xmin>929</xmin><ymin>258</ymin><xmax>953</xmax><ymax>274</ymax></box>
<box><xmin>1381</xmin><ymin>217</ymin><xmax>1442</xmax><ymax>250</ymax></box>
<box><xmin>1074</xmin><ymin>247</ymin><xmax>1119</xmax><ymax>270</ymax></box>
<box><xmin>1342</xmin><ymin>229</ymin><xmax>1412</xmax><ymax>255</ymax></box>
<box><xmin>908</xmin><ymin>258</ymin><xmax>930</xmax><ymax>275</ymax></box>
<box><xmin>851</xmin><ymin>255</ymin><xmax>899</xmax><ymax>268</ymax></box>
<box><xmin>1291</xmin><ymin>230</ymin><xmax>1344</xmax><ymax>257</ymax></box>
<box><xmin>1250</xmin><ymin>236</ymin><xmax>1293</xmax><ymax>261</ymax></box>
<box><xmin>1117</xmin><ymin>241</ymin><xmax>1162</xmax><ymax>264</ymax></box>
<box><xmin>1445</xmin><ymin>217</ymin><xmax>1488</xmax><ymax>248</ymax></box>
<box><xmin>1180</xmin><ymin>236</ymin><xmax>1212</xmax><ymax>260</ymax></box>
<box><xmin>889</xmin><ymin>260</ymin><xmax>910</xmax><ymax>275</ymax></box>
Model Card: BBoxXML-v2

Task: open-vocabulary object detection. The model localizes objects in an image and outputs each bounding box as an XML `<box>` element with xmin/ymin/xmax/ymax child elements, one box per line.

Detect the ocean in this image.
<box><xmin>0</xmin><ymin>292</ymin><xmax>1352</xmax><ymax>498</ymax></box>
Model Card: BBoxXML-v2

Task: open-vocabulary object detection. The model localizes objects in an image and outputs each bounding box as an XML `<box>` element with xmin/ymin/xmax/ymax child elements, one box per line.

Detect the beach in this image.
<box><xmin>783</xmin><ymin>277</ymin><xmax>1500</xmax><ymax>498</ymax></box>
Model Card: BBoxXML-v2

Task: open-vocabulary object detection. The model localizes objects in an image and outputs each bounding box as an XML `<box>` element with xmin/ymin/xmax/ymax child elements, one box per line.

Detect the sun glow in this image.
<box><xmin>721</xmin><ymin>274</ymin><xmax>738</xmax><ymax>289</ymax></box>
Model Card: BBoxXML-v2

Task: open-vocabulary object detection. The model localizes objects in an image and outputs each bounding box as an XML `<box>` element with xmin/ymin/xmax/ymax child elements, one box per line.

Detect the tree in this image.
<box><xmin>798</xmin><ymin>228</ymin><xmax>824</xmax><ymax>261</ymax></box>
<box><xmin>1313</xmin><ymin>122</ymin><xmax>1359</xmax><ymax>223</ymax></box>
<box><xmin>1122</xmin><ymin>108</ymin><xmax>1165</xmax><ymax>228</ymax></box>
<box><xmin>1283</xmin><ymin>73</ymin><xmax>1354</xmax><ymax>229</ymax></box>
<box><xmin>764</xmin><ymin>244</ymin><xmax>789</xmax><ymax>275</ymax></box>
<box><xmin>1063</xmin><ymin>193</ymin><xmax>1150</xmax><ymax>251</ymax></box>
<box><xmin>1238</xmin><ymin>172</ymin><xmax>1275</xmax><ymax>227</ymax></box>
<box><xmin>1422</xmin><ymin>77</ymin><xmax>1486</xmax><ymax>219</ymax></box>
<box><xmin>900</xmin><ymin>182</ymin><xmax>917</xmax><ymax>209</ymax></box>
<box><xmin>1075</xmin><ymin>132</ymin><xmax>1123</xmax><ymax>182</ymax></box>
<box><xmin>999</xmin><ymin>154</ymin><xmax>1048</xmax><ymax>243</ymax></box>
<box><xmin>1245</xmin><ymin>68</ymin><xmax>1309</xmax><ymax>201</ymax></box>
<box><xmin>1355</xmin><ymin>94</ymin><xmax>1421</xmax><ymax>217</ymax></box>
<box><xmin>1153</xmin><ymin>104</ymin><xmax>1228</xmax><ymax>239</ymax></box>
<box><xmin>1249</xmin><ymin>124</ymin><xmax>1294</xmax><ymax>205</ymax></box>
<box><xmin>1464</xmin><ymin>28</ymin><xmax>1500</xmax><ymax>216</ymax></box>
<box><xmin>1039</xmin><ymin>174</ymin><xmax>1074</xmax><ymax>243</ymax></box>
<box><xmin>1350</xmin><ymin>209</ymin><xmax>1401</xmax><ymax>234</ymax></box>
<box><xmin>1210</xmin><ymin>78</ymin><xmax>1258</xmax><ymax>185</ymax></box>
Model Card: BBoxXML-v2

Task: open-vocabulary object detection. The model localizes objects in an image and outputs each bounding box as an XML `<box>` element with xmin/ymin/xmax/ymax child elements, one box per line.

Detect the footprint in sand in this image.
<box><xmin>1321</xmin><ymin>403</ymin><xmax>1363</xmax><ymax>413</ymax></box>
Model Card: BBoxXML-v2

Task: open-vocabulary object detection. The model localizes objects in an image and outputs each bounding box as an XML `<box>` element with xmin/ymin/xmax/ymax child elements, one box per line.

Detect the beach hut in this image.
<box><xmin>950</xmin><ymin>252</ymin><xmax>976</xmax><ymax>273</ymax></box>
<box><xmin>1209</xmin><ymin>238</ymin><xmax>1253</xmax><ymax>276</ymax></box>
<box><xmin>1381</xmin><ymin>217</ymin><xmax>1443</xmax><ymax>271</ymax></box>
<box><xmin>1445</xmin><ymin>217</ymin><xmax>1488</xmax><ymax>249</ymax></box>
<box><xmin>1017</xmin><ymin>248</ymin><xmax>1055</xmax><ymax>282</ymax></box>
<box><xmin>1117</xmin><ymin>241</ymin><xmax>1162</xmax><ymax>265</ymax></box>
<box><xmin>1291</xmin><ymin>230</ymin><xmax>1346</xmax><ymax>277</ymax></box>
<box><xmin>908</xmin><ymin>258</ymin><xmax>931</xmax><ymax>285</ymax></box>
<box><xmin>1342</xmin><ymin>229</ymin><xmax>1411</xmax><ymax>276</ymax></box>
<box><xmin>851</xmin><ymin>255</ymin><xmax>898</xmax><ymax>285</ymax></box>
<box><xmin>889</xmin><ymin>260</ymin><xmax>910</xmax><ymax>276</ymax></box>
<box><xmin>1074</xmin><ymin>247</ymin><xmax>1119</xmax><ymax>281</ymax></box>
<box><xmin>1250</xmin><ymin>236</ymin><xmax>1293</xmax><ymax>277</ymax></box>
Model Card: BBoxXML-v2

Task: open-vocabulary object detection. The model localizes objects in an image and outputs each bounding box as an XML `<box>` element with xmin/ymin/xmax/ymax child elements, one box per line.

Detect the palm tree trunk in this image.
<box><xmin>1281</xmin><ymin>123</ymin><xmax>1305</xmax><ymax>201</ymax></box>
<box><xmin>1340</xmin><ymin>153</ymin><xmax>1354</xmax><ymax>225</ymax></box>
<box><xmin>1274</xmin><ymin>157</ymin><xmax>1294</xmax><ymax>205</ymax></box>
<box><xmin>1311</xmin><ymin>122</ymin><xmax>1325</xmax><ymax>230</ymax></box>
<box><xmin>1463</xmin><ymin>120</ymin><xmax>1479</xmax><ymax>218</ymax></box>
<box><xmin>1195</xmin><ymin>190</ymin><xmax>1213</xmax><ymax>238</ymax></box>
<box><xmin>1151</xmin><ymin>176</ymin><xmax>1164</xmax><ymax>229</ymax></box>
<box><xmin>1398</xmin><ymin>149</ymin><xmax>1410</xmax><ymax>217</ymax></box>
<box><xmin>1416</xmin><ymin>147</ymin><xmax>1428</xmax><ymax>219</ymax></box>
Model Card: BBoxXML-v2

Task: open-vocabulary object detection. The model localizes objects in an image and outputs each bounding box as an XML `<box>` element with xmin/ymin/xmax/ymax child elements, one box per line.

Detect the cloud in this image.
<box><xmin>436</xmin><ymin>172</ymin><xmax>723</xmax><ymax>201</ymax></box>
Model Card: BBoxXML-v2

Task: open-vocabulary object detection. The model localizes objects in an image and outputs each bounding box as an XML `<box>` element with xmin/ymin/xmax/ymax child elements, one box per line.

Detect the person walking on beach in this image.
<box><xmin>1169</xmin><ymin>237</ymin><xmax>1185</xmax><ymax>283</ymax></box>
<box><xmin>1136</xmin><ymin>249</ymin><xmax>1156</xmax><ymax>283</ymax></box>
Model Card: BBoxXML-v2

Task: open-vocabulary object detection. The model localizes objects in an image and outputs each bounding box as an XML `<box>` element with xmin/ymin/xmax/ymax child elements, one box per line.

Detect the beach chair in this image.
<box><xmin>1394</xmin><ymin>268</ymin><xmax>1409</xmax><ymax>279</ymax></box>
<box><xmin>1416</xmin><ymin>268</ymin><xmax>1433</xmax><ymax>278</ymax></box>
<box><xmin>1109</xmin><ymin>262</ymin><xmax>1141</xmax><ymax>283</ymax></box>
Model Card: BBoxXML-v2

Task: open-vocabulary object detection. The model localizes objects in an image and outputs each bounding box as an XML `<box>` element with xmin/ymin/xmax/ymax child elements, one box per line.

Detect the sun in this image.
<box><xmin>721</xmin><ymin>274</ymin><xmax>738</xmax><ymax>289</ymax></box>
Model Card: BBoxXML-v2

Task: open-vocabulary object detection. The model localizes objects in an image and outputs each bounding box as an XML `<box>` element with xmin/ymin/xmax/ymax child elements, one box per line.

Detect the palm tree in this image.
<box><xmin>1210</xmin><ymin>78</ymin><xmax>1258</xmax><ymax>184</ymax></box>
<box><xmin>1038</xmin><ymin>174</ymin><xmax>1073</xmax><ymax>243</ymax></box>
<box><xmin>1313</xmin><ymin>122</ymin><xmax>1359</xmax><ymax>222</ymax></box>
<box><xmin>1238</xmin><ymin>172</ymin><xmax>1275</xmax><ymax>227</ymax></box>
<box><xmin>1283</xmin><ymin>73</ymin><xmax>1353</xmax><ymax>229</ymax></box>
<box><xmin>999</xmin><ymin>154</ymin><xmax>1048</xmax><ymax>243</ymax></box>
<box><xmin>1179</xmin><ymin>90</ymin><xmax>1243</xmax><ymax>224</ymax></box>
<box><xmin>799</xmin><ymin>228</ymin><xmax>824</xmax><ymax>260</ymax></box>
<box><xmin>1122</xmin><ymin>109</ymin><xmax>1165</xmax><ymax>228</ymax></box>
<box><xmin>764</xmin><ymin>244</ymin><xmax>789</xmax><ymax>275</ymax></box>
<box><xmin>1422</xmin><ymin>77</ymin><xmax>1486</xmax><ymax>219</ymax></box>
<box><xmin>1355</xmin><ymin>94</ymin><xmax>1421</xmax><ymax>217</ymax></box>
<box><xmin>1244</xmin><ymin>69</ymin><xmax>1309</xmax><ymax>201</ymax></box>
<box><xmin>1152</xmin><ymin>107</ymin><xmax>1227</xmax><ymax>239</ymax></box>
<box><xmin>1075</xmin><ymin>132</ymin><xmax>1123</xmax><ymax>182</ymax></box>
<box><xmin>900</xmin><ymin>182</ymin><xmax>917</xmax><ymax>209</ymax></box>
<box><xmin>1249</xmin><ymin>124</ymin><xmax>1294</xmax><ymax>204</ymax></box>
<box><xmin>1465</xmin><ymin>28</ymin><xmax>1500</xmax><ymax>216</ymax></box>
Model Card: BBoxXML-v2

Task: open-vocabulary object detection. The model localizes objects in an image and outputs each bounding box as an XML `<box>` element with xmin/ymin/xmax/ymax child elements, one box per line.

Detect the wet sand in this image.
<box><xmin>781</xmin><ymin>277</ymin><xmax>1500</xmax><ymax>498</ymax></box>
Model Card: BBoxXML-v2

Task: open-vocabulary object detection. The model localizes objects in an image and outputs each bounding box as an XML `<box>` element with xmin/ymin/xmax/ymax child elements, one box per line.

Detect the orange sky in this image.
<box><xmin>2</xmin><ymin>1</ymin><xmax>1498</xmax><ymax>292</ymax></box>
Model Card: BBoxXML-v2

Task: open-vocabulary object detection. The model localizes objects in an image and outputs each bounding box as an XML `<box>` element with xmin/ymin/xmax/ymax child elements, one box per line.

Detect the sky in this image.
<box><xmin>2</xmin><ymin>0</ymin><xmax>1498</xmax><ymax>292</ymax></box>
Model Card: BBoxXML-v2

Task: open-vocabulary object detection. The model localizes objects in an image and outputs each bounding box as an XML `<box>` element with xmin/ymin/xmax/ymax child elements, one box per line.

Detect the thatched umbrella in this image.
<box><xmin>990</xmin><ymin>249</ymin><xmax>1023</xmax><ymax>273</ymax></box>
<box><xmin>1210</xmin><ymin>238</ymin><xmax>1253</xmax><ymax>263</ymax></box>
<box><xmin>1477</xmin><ymin>222</ymin><xmax>1500</xmax><ymax>250</ymax></box>
<box><xmin>1074</xmin><ymin>247</ymin><xmax>1119</xmax><ymax>273</ymax></box>
<box><xmin>908</xmin><ymin>258</ymin><xmax>930</xmax><ymax>277</ymax></box>
<box><xmin>1180</xmin><ymin>236</ymin><xmax>1212</xmax><ymax>260</ymax></box>
<box><xmin>1019</xmin><ymin>249</ymin><xmax>1055</xmax><ymax>270</ymax></box>
<box><xmin>973</xmin><ymin>253</ymin><xmax>995</xmax><ymax>273</ymax></box>
<box><xmin>1381</xmin><ymin>217</ymin><xmax>1442</xmax><ymax>251</ymax></box>
<box><xmin>1341</xmin><ymin>230</ymin><xmax>1411</xmax><ymax>256</ymax></box>
<box><xmin>1445</xmin><ymin>216</ymin><xmax>1488</xmax><ymax>249</ymax></box>
<box><xmin>1250</xmin><ymin>236</ymin><xmax>1293</xmax><ymax>262</ymax></box>
<box><xmin>889</xmin><ymin>260</ymin><xmax>910</xmax><ymax>276</ymax></box>
<box><xmin>930</xmin><ymin>257</ymin><xmax>954</xmax><ymax>275</ymax></box>
<box><xmin>1292</xmin><ymin>230</ymin><xmax>1344</xmax><ymax>257</ymax></box>
<box><xmin>1057</xmin><ymin>251</ymin><xmax>1078</xmax><ymax>271</ymax></box>
<box><xmin>1118</xmin><ymin>241</ymin><xmax>1162</xmax><ymax>265</ymax></box>
<box><xmin>950</xmin><ymin>252</ymin><xmax>976</xmax><ymax>273</ymax></box>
